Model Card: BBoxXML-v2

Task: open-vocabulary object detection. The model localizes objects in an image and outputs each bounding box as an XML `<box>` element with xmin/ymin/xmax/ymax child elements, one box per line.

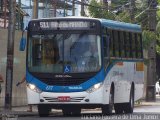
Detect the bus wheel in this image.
<box><xmin>114</xmin><ymin>104</ymin><xmax>123</xmax><ymax>114</ymax></box>
<box><xmin>38</xmin><ymin>105</ymin><xmax>50</xmax><ymax>117</ymax></box>
<box><xmin>102</xmin><ymin>87</ymin><xmax>114</xmax><ymax>115</ymax></box>
<box><xmin>124</xmin><ymin>87</ymin><xmax>134</xmax><ymax>113</ymax></box>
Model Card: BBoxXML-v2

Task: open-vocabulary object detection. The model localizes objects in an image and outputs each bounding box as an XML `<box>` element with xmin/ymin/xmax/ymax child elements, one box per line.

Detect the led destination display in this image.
<box><xmin>29</xmin><ymin>20</ymin><xmax>98</xmax><ymax>31</ymax></box>
<box><xmin>40</xmin><ymin>21</ymin><xmax>90</xmax><ymax>29</ymax></box>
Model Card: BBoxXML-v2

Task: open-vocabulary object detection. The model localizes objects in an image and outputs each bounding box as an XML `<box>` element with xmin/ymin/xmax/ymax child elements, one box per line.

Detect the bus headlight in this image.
<box><xmin>27</xmin><ymin>83</ymin><xmax>42</xmax><ymax>93</ymax></box>
<box><xmin>87</xmin><ymin>82</ymin><xmax>103</xmax><ymax>93</ymax></box>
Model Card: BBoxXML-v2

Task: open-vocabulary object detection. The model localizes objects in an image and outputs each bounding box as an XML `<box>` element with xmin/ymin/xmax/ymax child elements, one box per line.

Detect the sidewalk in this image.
<box><xmin>135</xmin><ymin>94</ymin><xmax>160</xmax><ymax>106</ymax></box>
<box><xmin>0</xmin><ymin>106</ymin><xmax>38</xmax><ymax>117</ymax></box>
<box><xmin>0</xmin><ymin>95</ymin><xmax>160</xmax><ymax>117</ymax></box>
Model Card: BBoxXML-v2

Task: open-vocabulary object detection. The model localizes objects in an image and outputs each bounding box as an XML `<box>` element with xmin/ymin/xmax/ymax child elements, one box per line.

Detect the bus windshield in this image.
<box><xmin>27</xmin><ymin>33</ymin><xmax>102</xmax><ymax>73</ymax></box>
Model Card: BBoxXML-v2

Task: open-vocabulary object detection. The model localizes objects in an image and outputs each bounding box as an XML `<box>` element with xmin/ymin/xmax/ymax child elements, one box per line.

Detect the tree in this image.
<box><xmin>88</xmin><ymin>0</ymin><xmax>115</xmax><ymax>20</ymax></box>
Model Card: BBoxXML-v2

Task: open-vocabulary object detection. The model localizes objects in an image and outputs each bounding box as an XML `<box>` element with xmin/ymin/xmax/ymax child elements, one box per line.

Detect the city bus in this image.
<box><xmin>19</xmin><ymin>17</ymin><xmax>144</xmax><ymax>117</ymax></box>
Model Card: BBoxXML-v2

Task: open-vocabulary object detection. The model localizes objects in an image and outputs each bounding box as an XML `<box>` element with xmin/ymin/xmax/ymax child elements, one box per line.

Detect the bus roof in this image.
<box><xmin>100</xmin><ymin>19</ymin><xmax>142</xmax><ymax>33</ymax></box>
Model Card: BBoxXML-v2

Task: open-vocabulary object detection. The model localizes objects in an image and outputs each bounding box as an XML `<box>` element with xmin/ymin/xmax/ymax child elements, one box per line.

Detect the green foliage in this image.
<box><xmin>157</xmin><ymin>1</ymin><xmax>160</xmax><ymax>21</ymax></box>
<box><xmin>88</xmin><ymin>0</ymin><xmax>160</xmax><ymax>55</ymax></box>
<box><xmin>142</xmin><ymin>30</ymin><xmax>156</xmax><ymax>50</ymax></box>
<box><xmin>88</xmin><ymin>0</ymin><xmax>102</xmax><ymax>18</ymax></box>
<box><xmin>88</xmin><ymin>0</ymin><xmax>115</xmax><ymax>20</ymax></box>
<box><xmin>111</xmin><ymin>0</ymin><xmax>128</xmax><ymax>8</ymax></box>
<box><xmin>135</xmin><ymin>0</ymin><xmax>148</xmax><ymax>9</ymax></box>
<box><xmin>156</xmin><ymin>21</ymin><xmax>160</xmax><ymax>33</ymax></box>
<box><xmin>118</xmin><ymin>11</ymin><xmax>130</xmax><ymax>22</ymax></box>
<box><xmin>157</xmin><ymin>10</ymin><xmax>160</xmax><ymax>21</ymax></box>
<box><xmin>156</xmin><ymin>45</ymin><xmax>160</xmax><ymax>55</ymax></box>
<box><xmin>156</xmin><ymin>21</ymin><xmax>160</xmax><ymax>54</ymax></box>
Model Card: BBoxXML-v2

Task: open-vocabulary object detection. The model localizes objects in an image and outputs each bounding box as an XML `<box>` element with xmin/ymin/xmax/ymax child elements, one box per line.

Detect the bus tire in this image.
<box><xmin>38</xmin><ymin>105</ymin><xmax>50</xmax><ymax>117</ymax></box>
<box><xmin>124</xmin><ymin>86</ymin><xmax>134</xmax><ymax>113</ymax></box>
<box><xmin>114</xmin><ymin>104</ymin><xmax>123</xmax><ymax>114</ymax></box>
<box><xmin>102</xmin><ymin>87</ymin><xmax>114</xmax><ymax>115</ymax></box>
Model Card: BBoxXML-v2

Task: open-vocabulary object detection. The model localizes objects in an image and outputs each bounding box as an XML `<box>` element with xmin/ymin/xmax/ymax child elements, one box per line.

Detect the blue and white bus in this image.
<box><xmin>20</xmin><ymin>17</ymin><xmax>144</xmax><ymax>116</ymax></box>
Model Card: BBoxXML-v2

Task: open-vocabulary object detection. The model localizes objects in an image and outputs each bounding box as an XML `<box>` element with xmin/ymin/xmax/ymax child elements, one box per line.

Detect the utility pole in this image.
<box><xmin>64</xmin><ymin>0</ymin><xmax>66</xmax><ymax>17</ymax></box>
<box><xmin>18</xmin><ymin>0</ymin><xmax>21</xmax><ymax>29</ymax></box>
<box><xmin>103</xmin><ymin>0</ymin><xmax>108</xmax><ymax>10</ymax></box>
<box><xmin>4</xmin><ymin>0</ymin><xmax>7</xmax><ymax>28</ymax></box>
<box><xmin>130</xmin><ymin>0</ymin><xmax>135</xmax><ymax>23</ymax></box>
<box><xmin>5</xmin><ymin>0</ymin><xmax>16</xmax><ymax>110</ymax></box>
<box><xmin>72</xmin><ymin>0</ymin><xmax>75</xmax><ymax>16</ymax></box>
<box><xmin>32</xmin><ymin>0</ymin><xmax>38</xmax><ymax>19</ymax></box>
<box><xmin>146</xmin><ymin>0</ymin><xmax>157</xmax><ymax>101</ymax></box>
<box><xmin>81</xmin><ymin>0</ymin><xmax>85</xmax><ymax>16</ymax></box>
<box><xmin>103</xmin><ymin>0</ymin><xmax>108</xmax><ymax>18</ymax></box>
<box><xmin>53</xmin><ymin>0</ymin><xmax>57</xmax><ymax>17</ymax></box>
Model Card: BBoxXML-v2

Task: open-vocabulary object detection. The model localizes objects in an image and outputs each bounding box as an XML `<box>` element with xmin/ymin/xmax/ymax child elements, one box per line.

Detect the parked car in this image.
<box><xmin>156</xmin><ymin>81</ymin><xmax>160</xmax><ymax>95</ymax></box>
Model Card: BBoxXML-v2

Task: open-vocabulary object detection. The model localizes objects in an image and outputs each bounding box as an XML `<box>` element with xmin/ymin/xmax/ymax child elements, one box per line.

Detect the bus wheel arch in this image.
<box><xmin>102</xmin><ymin>82</ymin><xmax>114</xmax><ymax>115</ymax></box>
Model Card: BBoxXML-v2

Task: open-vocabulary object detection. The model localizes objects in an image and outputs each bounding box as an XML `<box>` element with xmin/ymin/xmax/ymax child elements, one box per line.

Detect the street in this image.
<box><xmin>1</xmin><ymin>95</ymin><xmax>160</xmax><ymax>120</ymax></box>
<box><xmin>7</xmin><ymin>105</ymin><xmax>160</xmax><ymax>120</ymax></box>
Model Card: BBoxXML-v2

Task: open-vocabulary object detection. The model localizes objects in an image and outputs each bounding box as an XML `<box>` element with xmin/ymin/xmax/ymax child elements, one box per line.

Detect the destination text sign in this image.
<box><xmin>40</xmin><ymin>21</ymin><xmax>90</xmax><ymax>29</ymax></box>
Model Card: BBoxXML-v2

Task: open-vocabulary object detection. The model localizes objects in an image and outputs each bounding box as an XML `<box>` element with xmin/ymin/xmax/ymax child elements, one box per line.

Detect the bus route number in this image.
<box><xmin>46</xmin><ymin>86</ymin><xmax>53</xmax><ymax>91</ymax></box>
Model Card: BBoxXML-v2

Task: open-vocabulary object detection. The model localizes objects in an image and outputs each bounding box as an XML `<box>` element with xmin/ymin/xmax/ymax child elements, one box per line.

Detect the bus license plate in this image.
<box><xmin>58</xmin><ymin>96</ymin><xmax>70</xmax><ymax>102</ymax></box>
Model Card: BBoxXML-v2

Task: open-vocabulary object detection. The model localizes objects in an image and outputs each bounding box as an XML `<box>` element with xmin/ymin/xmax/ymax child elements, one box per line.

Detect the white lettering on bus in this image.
<box><xmin>40</xmin><ymin>22</ymin><xmax>49</xmax><ymax>28</ymax></box>
<box><xmin>40</xmin><ymin>21</ymin><xmax>89</xmax><ymax>29</ymax></box>
<box><xmin>69</xmin><ymin>86</ymin><xmax>83</xmax><ymax>90</ymax></box>
<box><xmin>46</xmin><ymin>86</ymin><xmax>53</xmax><ymax>90</ymax></box>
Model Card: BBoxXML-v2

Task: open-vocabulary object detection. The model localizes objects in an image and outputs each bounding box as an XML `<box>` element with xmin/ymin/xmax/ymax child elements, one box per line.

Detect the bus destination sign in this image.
<box><xmin>39</xmin><ymin>21</ymin><xmax>95</xmax><ymax>30</ymax></box>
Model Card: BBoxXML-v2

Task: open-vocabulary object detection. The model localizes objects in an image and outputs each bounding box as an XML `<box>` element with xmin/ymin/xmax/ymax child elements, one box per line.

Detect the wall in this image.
<box><xmin>0</xmin><ymin>28</ymin><xmax>27</xmax><ymax>107</ymax></box>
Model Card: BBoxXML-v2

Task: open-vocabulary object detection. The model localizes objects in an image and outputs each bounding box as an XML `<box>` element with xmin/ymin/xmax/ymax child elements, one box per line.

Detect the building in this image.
<box><xmin>21</xmin><ymin>0</ymin><xmax>81</xmax><ymax>28</ymax></box>
<box><xmin>0</xmin><ymin>0</ymin><xmax>29</xmax><ymax>30</ymax></box>
<box><xmin>0</xmin><ymin>0</ymin><xmax>88</xmax><ymax>29</ymax></box>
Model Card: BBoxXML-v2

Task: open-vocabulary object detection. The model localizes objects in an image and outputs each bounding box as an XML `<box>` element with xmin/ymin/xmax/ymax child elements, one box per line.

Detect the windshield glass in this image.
<box><xmin>27</xmin><ymin>33</ymin><xmax>101</xmax><ymax>73</ymax></box>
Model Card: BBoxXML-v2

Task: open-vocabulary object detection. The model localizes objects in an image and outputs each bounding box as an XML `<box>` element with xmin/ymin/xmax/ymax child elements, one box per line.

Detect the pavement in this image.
<box><xmin>135</xmin><ymin>94</ymin><xmax>160</xmax><ymax>106</ymax></box>
<box><xmin>0</xmin><ymin>95</ymin><xmax>160</xmax><ymax>117</ymax></box>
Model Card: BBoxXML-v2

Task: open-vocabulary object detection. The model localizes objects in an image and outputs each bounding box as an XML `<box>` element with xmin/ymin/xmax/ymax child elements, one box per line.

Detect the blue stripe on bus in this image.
<box><xmin>26</xmin><ymin>59</ymin><xmax>143</xmax><ymax>92</ymax></box>
<box><xmin>26</xmin><ymin>69</ymin><xmax>105</xmax><ymax>92</ymax></box>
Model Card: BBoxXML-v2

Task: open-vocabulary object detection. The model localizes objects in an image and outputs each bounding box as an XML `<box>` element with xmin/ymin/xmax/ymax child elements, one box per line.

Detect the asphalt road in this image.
<box><xmin>1</xmin><ymin>95</ymin><xmax>160</xmax><ymax>120</ymax></box>
<box><xmin>15</xmin><ymin>105</ymin><xmax>160</xmax><ymax>120</ymax></box>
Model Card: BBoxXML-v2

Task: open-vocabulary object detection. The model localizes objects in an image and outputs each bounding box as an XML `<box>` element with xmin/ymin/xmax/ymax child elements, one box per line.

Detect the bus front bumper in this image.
<box><xmin>26</xmin><ymin>85</ymin><xmax>109</xmax><ymax>105</ymax></box>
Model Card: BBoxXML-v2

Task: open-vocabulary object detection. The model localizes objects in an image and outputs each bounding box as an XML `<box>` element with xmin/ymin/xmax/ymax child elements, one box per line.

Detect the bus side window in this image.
<box><xmin>124</xmin><ymin>32</ymin><xmax>130</xmax><ymax>58</ymax></box>
<box><xmin>103</xmin><ymin>35</ymin><xmax>110</xmax><ymax>68</ymax></box>
<box><xmin>137</xmin><ymin>34</ymin><xmax>143</xmax><ymax>58</ymax></box>
<box><xmin>132</xmin><ymin>33</ymin><xmax>136</xmax><ymax>58</ymax></box>
<box><xmin>129</xmin><ymin>32</ymin><xmax>133</xmax><ymax>58</ymax></box>
<box><xmin>120</xmin><ymin>31</ymin><xmax>125</xmax><ymax>58</ymax></box>
<box><xmin>108</xmin><ymin>29</ymin><xmax>113</xmax><ymax>57</ymax></box>
<box><xmin>103</xmin><ymin>35</ymin><xmax>109</xmax><ymax>57</ymax></box>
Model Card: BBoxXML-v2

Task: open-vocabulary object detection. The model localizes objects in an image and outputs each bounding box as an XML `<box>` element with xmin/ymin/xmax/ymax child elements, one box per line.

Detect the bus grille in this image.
<box><xmin>43</xmin><ymin>97</ymin><xmax>85</xmax><ymax>102</ymax></box>
<box><xmin>40</xmin><ymin>78</ymin><xmax>88</xmax><ymax>86</ymax></box>
<box><xmin>32</xmin><ymin>72</ymin><xmax>95</xmax><ymax>86</ymax></box>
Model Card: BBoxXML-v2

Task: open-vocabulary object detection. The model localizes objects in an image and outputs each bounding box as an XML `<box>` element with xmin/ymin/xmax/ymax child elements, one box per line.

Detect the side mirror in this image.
<box><xmin>19</xmin><ymin>37</ymin><xmax>26</xmax><ymax>51</ymax></box>
<box><xmin>19</xmin><ymin>27</ymin><xmax>27</xmax><ymax>51</ymax></box>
